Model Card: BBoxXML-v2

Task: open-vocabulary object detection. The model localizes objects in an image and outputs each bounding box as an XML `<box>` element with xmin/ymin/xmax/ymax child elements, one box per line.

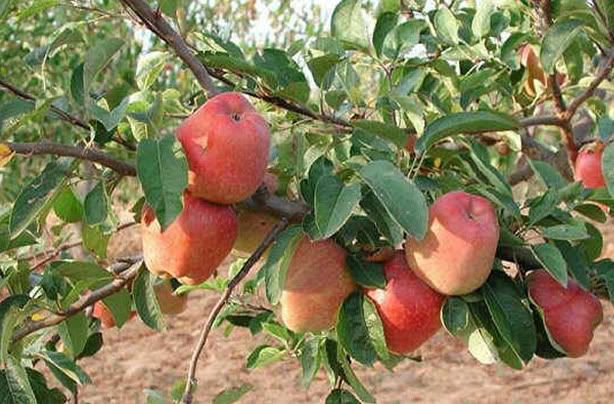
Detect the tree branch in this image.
<box><xmin>5</xmin><ymin>141</ymin><xmax>137</xmax><ymax>176</ymax></box>
<box><xmin>118</xmin><ymin>0</ymin><xmax>218</xmax><ymax>98</ymax></box>
<box><xmin>181</xmin><ymin>218</ymin><xmax>289</xmax><ymax>404</ymax></box>
<box><xmin>565</xmin><ymin>50</ymin><xmax>614</xmax><ymax>120</ymax></box>
<box><xmin>12</xmin><ymin>256</ymin><xmax>143</xmax><ymax>342</ymax></box>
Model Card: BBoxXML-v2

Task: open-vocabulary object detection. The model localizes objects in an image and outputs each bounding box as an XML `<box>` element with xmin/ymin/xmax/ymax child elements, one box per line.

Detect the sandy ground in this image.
<box><xmin>66</xmin><ymin>221</ymin><xmax>614</xmax><ymax>404</ymax></box>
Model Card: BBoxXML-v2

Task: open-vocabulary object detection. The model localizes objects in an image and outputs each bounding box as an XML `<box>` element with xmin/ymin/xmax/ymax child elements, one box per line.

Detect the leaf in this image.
<box><xmin>101</xmin><ymin>288</ymin><xmax>132</xmax><ymax>328</ymax></box>
<box><xmin>337</xmin><ymin>292</ymin><xmax>377</xmax><ymax>366</ymax></box>
<box><xmin>574</xmin><ymin>203</ymin><xmax>608</xmax><ymax>223</ymax></box>
<box><xmin>530</xmin><ymin>243</ymin><xmax>568</xmax><ymax>287</ymax></box>
<box><xmin>359</xmin><ymin>192</ymin><xmax>403</xmax><ymax>245</ymax></box>
<box><xmin>472</xmin><ymin>0</ymin><xmax>495</xmax><ymax>39</ymax></box>
<box><xmin>262</xmin><ymin>225</ymin><xmax>304</xmax><ymax>305</ymax></box>
<box><xmin>300</xmin><ymin>337</ymin><xmax>321</xmax><ymax>388</ymax></box>
<box><xmin>336</xmin><ymin>347</ymin><xmax>375</xmax><ymax>403</ymax></box>
<box><xmin>542</xmin><ymin>223</ymin><xmax>589</xmax><ymax>241</ymax></box>
<box><xmin>331</xmin><ymin>0</ymin><xmax>369</xmax><ymax>51</ymax></box>
<box><xmin>159</xmin><ymin>0</ymin><xmax>179</xmax><ymax>17</ymax></box>
<box><xmin>373</xmin><ymin>12</ymin><xmax>398</xmax><ymax>57</ymax></box>
<box><xmin>82</xmin><ymin>224</ymin><xmax>109</xmax><ymax>259</ymax></box>
<box><xmin>246</xmin><ymin>345</ymin><xmax>285</xmax><ymax>369</ymax></box>
<box><xmin>603</xmin><ymin>141</ymin><xmax>614</xmax><ymax>197</ymax></box>
<box><xmin>212</xmin><ymin>384</ymin><xmax>253</xmax><ymax>404</ymax></box>
<box><xmin>4</xmin><ymin>355</ymin><xmax>37</xmax><ymax>404</ymax></box>
<box><xmin>57</xmin><ymin>313</ymin><xmax>88</xmax><ymax>359</ymax></box>
<box><xmin>314</xmin><ymin>176</ymin><xmax>361</xmax><ymax>239</ymax></box>
<box><xmin>36</xmin><ymin>351</ymin><xmax>90</xmax><ymax>386</ymax></box>
<box><xmin>136</xmin><ymin>135</ymin><xmax>188</xmax><ymax>231</ymax></box>
<box><xmin>83</xmin><ymin>39</ymin><xmax>124</xmax><ymax>95</ymax></box>
<box><xmin>0</xmin><ymin>0</ymin><xmax>14</xmax><ymax>22</ymax></box>
<box><xmin>528</xmin><ymin>159</ymin><xmax>568</xmax><ymax>190</ymax></box>
<box><xmin>362</xmin><ymin>296</ymin><xmax>390</xmax><ymax>363</ymax></box>
<box><xmin>359</xmin><ymin>160</ymin><xmax>428</xmax><ymax>240</ymax></box>
<box><xmin>382</xmin><ymin>20</ymin><xmax>427</xmax><ymax>59</ymax></box>
<box><xmin>84</xmin><ymin>182</ymin><xmax>108</xmax><ymax>225</ymax></box>
<box><xmin>26</xmin><ymin>368</ymin><xmax>66</xmax><ymax>404</ymax></box>
<box><xmin>307</xmin><ymin>54</ymin><xmax>342</xmax><ymax>88</ymax></box>
<box><xmin>9</xmin><ymin>159</ymin><xmax>73</xmax><ymax>237</ymax></box>
<box><xmin>415</xmin><ymin>111</ymin><xmax>518</xmax><ymax>154</ymax></box>
<box><xmin>133</xmin><ymin>267</ymin><xmax>166</xmax><ymax>331</ymax></box>
<box><xmin>53</xmin><ymin>187</ymin><xmax>83</xmax><ymax>223</ymax></box>
<box><xmin>467</xmin><ymin>142</ymin><xmax>512</xmax><ymax>195</ymax></box>
<box><xmin>325</xmin><ymin>389</ymin><xmax>360</xmax><ymax>404</ymax></box>
<box><xmin>441</xmin><ymin>297</ymin><xmax>470</xmax><ymax>335</ymax></box>
<box><xmin>434</xmin><ymin>7</ymin><xmax>459</xmax><ymax>45</ymax></box>
<box><xmin>54</xmin><ymin>261</ymin><xmax>113</xmax><ymax>283</ymax></box>
<box><xmin>540</xmin><ymin>18</ymin><xmax>583</xmax><ymax>74</ymax></box>
<box><xmin>352</xmin><ymin>120</ymin><xmax>408</xmax><ymax>148</ymax></box>
<box><xmin>482</xmin><ymin>272</ymin><xmax>536</xmax><ymax>364</ymax></box>
<box><xmin>346</xmin><ymin>256</ymin><xmax>386</xmax><ymax>289</ymax></box>
<box><xmin>0</xmin><ymin>296</ymin><xmax>28</xmax><ymax>365</ymax></box>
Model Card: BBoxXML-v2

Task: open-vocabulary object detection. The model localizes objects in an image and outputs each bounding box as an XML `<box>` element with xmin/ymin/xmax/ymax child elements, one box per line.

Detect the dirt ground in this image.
<box><xmin>72</xmin><ymin>221</ymin><xmax>614</xmax><ymax>404</ymax></box>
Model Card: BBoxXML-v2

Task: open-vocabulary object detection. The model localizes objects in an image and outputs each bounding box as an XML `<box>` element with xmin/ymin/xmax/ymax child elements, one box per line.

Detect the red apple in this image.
<box><xmin>365</xmin><ymin>251</ymin><xmax>444</xmax><ymax>354</ymax></box>
<box><xmin>177</xmin><ymin>92</ymin><xmax>271</xmax><ymax>204</ymax></box>
<box><xmin>280</xmin><ymin>236</ymin><xmax>356</xmax><ymax>333</ymax></box>
<box><xmin>527</xmin><ymin>269</ymin><xmax>603</xmax><ymax>358</ymax></box>
<box><xmin>405</xmin><ymin>191</ymin><xmax>500</xmax><ymax>295</ymax></box>
<box><xmin>141</xmin><ymin>193</ymin><xmax>238</xmax><ymax>285</ymax></box>
<box><xmin>92</xmin><ymin>302</ymin><xmax>136</xmax><ymax>329</ymax></box>
<box><xmin>575</xmin><ymin>141</ymin><xmax>606</xmax><ymax>189</ymax></box>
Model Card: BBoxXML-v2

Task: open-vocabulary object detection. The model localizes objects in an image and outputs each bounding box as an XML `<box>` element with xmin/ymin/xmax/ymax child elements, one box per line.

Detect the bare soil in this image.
<box><xmin>73</xmin><ymin>221</ymin><xmax>614</xmax><ymax>404</ymax></box>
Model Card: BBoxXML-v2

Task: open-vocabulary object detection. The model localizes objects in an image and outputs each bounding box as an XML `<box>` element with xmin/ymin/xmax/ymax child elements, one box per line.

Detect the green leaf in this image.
<box><xmin>346</xmin><ymin>256</ymin><xmax>386</xmax><ymax>289</ymax></box>
<box><xmin>373</xmin><ymin>12</ymin><xmax>398</xmax><ymax>57</ymax></box>
<box><xmin>467</xmin><ymin>142</ymin><xmax>512</xmax><ymax>195</ymax></box>
<box><xmin>26</xmin><ymin>367</ymin><xmax>67</xmax><ymax>404</ymax></box>
<box><xmin>603</xmin><ymin>141</ymin><xmax>614</xmax><ymax>197</ymax></box>
<box><xmin>331</xmin><ymin>0</ymin><xmax>369</xmax><ymax>51</ymax></box>
<box><xmin>54</xmin><ymin>261</ymin><xmax>112</xmax><ymax>283</ymax></box>
<box><xmin>382</xmin><ymin>20</ymin><xmax>427</xmax><ymax>59</ymax></box>
<box><xmin>136</xmin><ymin>135</ymin><xmax>188</xmax><ymax>231</ymax></box>
<box><xmin>441</xmin><ymin>297</ymin><xmax>470</xmax><ymax>335</ymax></box>
<box><xmin>212</xmin><ymin>384</ymin><xmax>253</xmax><ymax>404</ymax></box>
<box><xmin>0</xmin><ymin>295</ymin><xmax>28</xmax><ymax>364</ymax></box>
<box><xmin>9</xmin><ymin>159</ymin><xmax>72</xmax><ymax>238</ymax></box>
<box><xmin>359</xmin><ymin>192</ymin><xmax>403</xmax><ymax>245</ymax></box>
<box><xmin>415</xmin><ymin>111</ymin><xmax>518</xmax><ymax>154</ymax></box>
<box><xmin>540</xmin><ymin>18</ymin><xmax>583</xmax><ymax>74</ymax></box>
<box><xmin>84</xmin><ymin>182</ymin><xmax>108</xmax><ymax>225</ymax></box>
<box><xmin>482</xmin><ymin>272</ymin><xmax>536</xmax><ymax>364</ymax></box>
<box><xmin>4</xmin><ymin>355</ymin><xmax>37</xmax><ymax>404</ymax></box>
<box><xmin>359</xmin><ymin>160</ymin><xmax>428</xmax><ymax>239</ymax></box>
<box><xmin>542</xmin><ymin>223</ymin><xmax>589</xmax><ymax>241</ymax></box>
<box><xmin>337</xmin><ymin>292</ymin><xmax>377</xmax><ymax>366</ymax></box>
<box><xmin>472</xmin><ymin>0</ymin><xmax>495</xmax><ymax>38</ymax></box>
<box><xmin>262</xmin><ymin>225</ymin><xmax>304</xmax><ymax>305</ymax></box>
<box><xmin>336</xmin><ymin>347</ymin><xmax>375</xmax><ymax>403</ymax></box>
<box><xmin>325</xmin><ymin>389</ymin><xmax>360</xmax><ymax>404</ymax></box>
<box><xmin>53</xmin><ymin>187</ymin><xmax>83</xmax><ymax>223</ymax></box>
<box><xmin>352</xmin><ymin>120</ymin><xmax>408</xmax><ymax>148</ymax></box>
<box><xmin>314</xmin><ymin>176</ymin><xmax>361</xmax><ymax>239</ymax></box>
<box><xmin>16</xmin><ymin>0</ymin><xmax>58</xmax><ymax>20</ymax></box>
<box><xmin>530</xmin><ymin>243</ymin><xmax>568</xmax><ymax>287</ymax></box>
<box><xmin>78</xmin><ymin>332</ymin><xmax>104</xmax><ymax>359</ymax></box>
<box><xmin>0</xmin><ymin>0</ymin><xmax>14</xmax><ymax>22</ymax></box>
<box><xmin>434</xmin><ymin>7</ymin><xmax>459</xmax><ymax>45</ymax></box>
<box><xmin>574</xmin><ymin>203</ymin><xmax>608</xmax><ymax>223</ymax></box>
<box><xmin>307</xmin><ymin>54</ymin><xmax>342</xmax><ymax>88</ymax></box>
<box><xmin>82</xmin><ymin>224</ymin><xmax>109</xmax><ymax>259</ymax></box>
<box><xmin>133</xmin><ymin>267</ymin><xmax>166</xmax><ymax>331</ymax></box>
<box><xmin>101</xmin><ymin>288</ymin><xmax>132</xmax><ymax>328</ymax></box>
<box><xmin>57</xmin><ymin>313</ymin><xmax>88</xmax><ymax>359</ymax></box>
<box><xmin>300</xmin><ymin>337</ymin><xmax>321</xmax><ymax>388</ymax></box>
<box><xmin>36</xmin><ymin>351</ymin><xmax>90</xmax><ymax>386</ymax></box>
<box><xmin>528</xmin><ymin>159</ymin><xmax>568</xmax><ymax>190</ymax></box>
<box><xmin>362</xmin><ymin>296</ymin><xmax>390</xmax><ymax>363</ymax></box>
<box><xmin>70</xmin><ymin>63</ymin><xmax>85</xmax><ymax>106</ymax></box>
<box><xmin>83</xmin><ymin>39</ymin><xmax>124</xmax><ymax>96</ymax></box>
<box><xmin>159</xmin><ymin>0</ymin><xmax>179</xmax><ymax>17</ymax></box>
<box><xmin>246</xmin><ymin>345</ymin><xmax>285</xmax><ymax>369</ymax></box>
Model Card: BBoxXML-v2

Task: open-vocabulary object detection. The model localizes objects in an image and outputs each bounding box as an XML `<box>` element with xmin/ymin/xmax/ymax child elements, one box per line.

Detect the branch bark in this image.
<box><xmin>181</xmin><ymin>219</ymin><xmax>289</xmax><ymax>404</ymax></box>
<box><xmin>565</xmin><ymin>50</ymin><xmax>614</xmax><ymax>120</ymax></box>
<box><xmin>12</xmin><ymin>256</ymin><xmax>143</xmax><ymax>342</ymax></box>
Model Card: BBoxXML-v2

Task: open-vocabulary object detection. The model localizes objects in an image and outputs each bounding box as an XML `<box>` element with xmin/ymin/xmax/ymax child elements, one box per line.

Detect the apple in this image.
<box><xmin>155</xmin><ymin>280</ymin><xmax>188</xmax><ymax>315</ymax></box>
<box><xmin>365</xmin><ymin>251</ymin><xmax>444</xmax><ymax>354</ymax></box>
<box><xmin>141</xmin><ymin>193</ymin><xmax>238</xmax><ymax>285</ymax></box>
<box><xmin>92</xmin><ymin>302</ymin><xmax>136</xmax><ymax>329</ymax></box>
<box><xmin>280</xmin><ymin>236</ymin><xmax>356</xmax><ymax>333</ymax></box>
<box><xmin>405</xmin><ymin>191</ymin><xmax>499</xmax><ymax>295</ymax></box>
<box><xmin>232</xmin><ymin>172</ymin><xmax>280</xmax><ymax>258</ymax></box>
<box><xmin>177</xmin><ymin>92</ymin><xmax>271</xmax><ymax>204</ymax></box>
<box><xmin>527</xmin><ymin>269</ymin><xmax>603</xmax><ymax>358</ymax></box>
<box><xmin>519</xmin><ymin>44</ymin><xmax>565</xmax><ymax>97</ymax></box>
<box><xmin>575</xmin><ymin>141</ymin><xmax>606</xmax><ymax>189</ymax></box>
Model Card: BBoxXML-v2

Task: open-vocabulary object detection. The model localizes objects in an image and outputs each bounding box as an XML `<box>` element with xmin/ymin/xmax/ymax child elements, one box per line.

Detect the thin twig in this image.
<box><xmin>181</xmin><ymin>218</ymin><xmax>289</xmax><ymax>404</ymax></box>
<box><xmin>12</xmin><ymin>256</ymin><xmax>143</xmax><ymax>341</ymax></box>
<box><xmin>565</xmin><ymin>50</ymin><xmax>614</xmax><ymax>120</ymax></box>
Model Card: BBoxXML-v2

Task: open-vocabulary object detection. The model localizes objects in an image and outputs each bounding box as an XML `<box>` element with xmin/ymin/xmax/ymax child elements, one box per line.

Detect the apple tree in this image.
<box><xmin>1</xmin><ymin>0</ymin><xmax>614</xmax><ymax>403</ymax></box>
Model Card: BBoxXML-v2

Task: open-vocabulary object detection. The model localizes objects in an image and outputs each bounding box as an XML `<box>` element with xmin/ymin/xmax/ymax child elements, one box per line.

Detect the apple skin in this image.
<box><xmin>141</xmin><ymin>193</ymin><xmax>238</xmax><ymax>285</ymax></box>
<box><xmin>177</xmin><ymin>92</ymin><xmax>271</xmax><ymax>204</ymax></box>
<box><xmin>92</xmin><ymin>302</ymin><xmax>136</xmax><ymax>329</ymax></box>
<box><xmin>155</xmin><ymin>280</ymin><xmax>188</xmax><ymax>315</ymax></box>
<box><xmin>365</xmin><ymin>251</ymin><xmax>444</xmax><ymax>354</ymax></box>
<box><xmin>527</xmin><ymin>270</ymin><xmax>603</xmax><ymax>358</ymax></box>
<box><xmin>405</xmin><ymin>191</ymin><xmax>500</xmax><ymax>295</ymax></box>
<box><xmin>575</xmin><ymin>141</ymin><xmax>606</xmax><ymax>189</ymax></box>
<box><xmin>280</xmin><ymin>237</ymin><xmax>356</xmax><ymax>333</ymax></box>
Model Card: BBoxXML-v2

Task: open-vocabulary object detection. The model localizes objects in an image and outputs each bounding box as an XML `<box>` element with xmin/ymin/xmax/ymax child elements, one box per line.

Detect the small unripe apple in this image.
<box><xmin>280</xmin><ymin>236</ymin><xmax>356</xmax><ymax>333</ymax></box>
<box><xmin>575</xmin><ymin>141</ymin><xmax>606</xmax><ymax>189</ymax></box>
<box><xmin>177</xmin><ymin>92</ymin><xmax>271</xmax><ymax>204</ymax></box>
<box><xmin>155</xmin><ymin>280</ymin><xmax>188</xmax><ymax>315</ymax></box>
<box><xmin>405</xmin><ymin>191</ymin><xmax>499</xmax><ymax>295</ymax></box>
<box><xmin>92</xmin><ymin>302</ymin><xmax>136</xmax><ymax>329</ymax></box>
<box><xmin>141</xmin><ymin>193</ymin><xmax>238</xmax><ymax>285</ymax></box>
<box><xmin>527</xmin><ymin>270</ymin><xmax>603</xmax><ymax>358</ymax></box>
<box><xmin>365</xmin><ymin>251</ymin><xmax>444</xmax><ymax>354</ymax></box>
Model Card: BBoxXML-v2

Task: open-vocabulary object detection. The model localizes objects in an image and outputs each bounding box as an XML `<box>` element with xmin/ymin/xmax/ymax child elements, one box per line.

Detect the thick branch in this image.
<box><xmin>119</xmin><ymin>0</ymin><xmax>218</xmax><ymax>97</ymax></box>
<box><xmin>181</xmin><ymin>219</ymin><xmax>289</xmax><ymax>404</ymax></box>
<box><xmin>12</xmin><ymin>256</ymin><xmax>143</xmax><ymax>341</ymax></box>
<box><xmin>5</xmin><ymin>141</ymin><xmax>137</xmax><ymax>176</ymax></box>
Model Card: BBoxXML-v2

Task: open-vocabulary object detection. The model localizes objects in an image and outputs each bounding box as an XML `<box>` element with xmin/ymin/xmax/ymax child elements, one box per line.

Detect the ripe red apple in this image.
<box><xmin>177</xmin><ymin>92</ymin><xmax>271</xmax><ymax>204</ymax></box>
<box><xmin>155</xmin><ymin>280</ymin><xmax>188</xmax><ymax>315</ymax></box>
<box><xmin>365</xmin><ymin>251</ymin><xmax>444</xmax><ymax>354</ymax></box>
<box><xmin>527</xmin><ymin>269</ymin><xmax>603</xmax><ymax>358</ymax></box>
<box><xmin>92</xmin><ymin>302</ymin><xmax>136</xmax><ymax>329</ymax></box>
<box><xmin>575</xmin><ymin>141</ymin><xmax>606</xmax><ymax>189</ymax></box>
<box><xmin>405</xmin><ymin>191</ymin><xmax>500</xmax><ymax>295</ymax></box>
<box><xmin>141</xmin><ymin>193</ymin><xmax>238</xmax><ymax>285</ymax></box>
<box><xmin>280</xmin><ymin>236</ymin><xmax>356</xmax><ymax>333</ymax></box>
